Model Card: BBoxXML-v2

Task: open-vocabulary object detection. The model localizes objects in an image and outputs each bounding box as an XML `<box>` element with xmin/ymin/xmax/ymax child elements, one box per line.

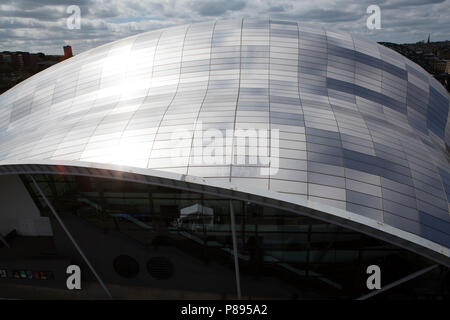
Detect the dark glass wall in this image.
<box><xmin>19</xmin><ymin>174</ymin><xmax>449</xmax><ymax>299</ymax></box>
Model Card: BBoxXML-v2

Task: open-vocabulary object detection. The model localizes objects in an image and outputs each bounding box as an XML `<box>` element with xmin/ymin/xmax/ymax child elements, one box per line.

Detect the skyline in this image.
<box><xmin>0</xmin><ymin>0</ymin><xmax>449</xmax><ymax>55</ymax></box>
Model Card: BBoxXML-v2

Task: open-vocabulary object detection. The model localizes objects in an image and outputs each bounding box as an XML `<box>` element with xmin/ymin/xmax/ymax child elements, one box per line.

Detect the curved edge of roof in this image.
<box><xmin>1</xmin><ymin>158</ymin><xmax>449</xmax><ymax>267</ymax></box>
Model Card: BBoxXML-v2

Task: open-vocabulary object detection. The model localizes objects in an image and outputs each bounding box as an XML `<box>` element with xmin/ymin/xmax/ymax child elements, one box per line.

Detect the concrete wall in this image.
<box><xmin>0</xmin><ymin>174</ymin><xmax>52</xmax><ymax>236</ymax></box>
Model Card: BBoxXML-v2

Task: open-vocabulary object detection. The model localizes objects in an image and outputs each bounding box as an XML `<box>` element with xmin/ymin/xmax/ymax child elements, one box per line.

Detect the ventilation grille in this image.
<box><xmin>147</xmin><ymin>257</ymin><xmax>174</xmax><ymax>280</ymax></box>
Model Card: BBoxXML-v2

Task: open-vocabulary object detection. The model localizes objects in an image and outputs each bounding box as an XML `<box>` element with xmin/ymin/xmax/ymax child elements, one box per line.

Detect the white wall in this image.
<box><xmin>0</xmin><ymin>174</ymin><xmax>53</xmax><ymax>236</ymax></box>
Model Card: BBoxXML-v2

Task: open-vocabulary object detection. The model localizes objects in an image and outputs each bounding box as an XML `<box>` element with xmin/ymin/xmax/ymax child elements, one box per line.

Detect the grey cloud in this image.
<box><xmin>0</xmin><ymin>18</ymin><xmax>48</xmax><ymax>29</ymax></box>
<box><xmin>193</xmin><ymin>0</ymin><xmax>246</xmax><ymax>16</ymax></box>
<box><xmin>269</xmin><ymin>5</ymin><xmax>290</xmax><ymax>13</ymax></box>
<box><xmin>381</xmin><ymin>0</ymin><xmax>446</xmax><ymax>9</ymax></box>
<box><xmin>288</xmin><ymin>8</ymin><xmax>363</xmax><ymax>23</ymax></box>
<box><xmin>0</xmin><ymin>0</ymin><xmax>449</xmax><ymax>54</ymax></box>
<box><xmin>2</xmin><ymin>0</ymin><xmax>93</xmax><ymax>11</ymax></box>
<box><xmin>0</xmin><ymin>7</ymin><xmax>66</xmax><ymax>22</ymax></box>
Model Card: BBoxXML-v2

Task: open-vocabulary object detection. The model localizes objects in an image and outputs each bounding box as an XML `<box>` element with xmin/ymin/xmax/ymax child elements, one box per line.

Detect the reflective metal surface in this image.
<box><xmin>0</xmin><ymin>19</ymin><xmax>449</xmax><ymax>249</ymax></box>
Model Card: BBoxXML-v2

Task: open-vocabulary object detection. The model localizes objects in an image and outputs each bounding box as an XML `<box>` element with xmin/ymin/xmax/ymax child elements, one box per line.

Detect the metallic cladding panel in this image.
<box><xmin>0</xmin><ymin>19</ymin><xmax>449</xmax><ymax>248</ymax></box>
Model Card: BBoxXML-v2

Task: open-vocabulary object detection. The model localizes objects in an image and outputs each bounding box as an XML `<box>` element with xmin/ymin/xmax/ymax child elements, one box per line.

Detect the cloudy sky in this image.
<box><xmin>0</xmin><ymin>0</ymin><xmax>449</xmax><ymax>55</ymax></box>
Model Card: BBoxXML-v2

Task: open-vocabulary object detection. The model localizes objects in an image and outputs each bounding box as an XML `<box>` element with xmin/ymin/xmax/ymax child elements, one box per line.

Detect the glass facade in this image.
<box><xmin>19</xmin><ymin>173</ymin><xmax>448</xmax><ymax>299</ymax></box>
<box><xmin>0</xmin><ymin>19</ymin><xmax>449</xmax><ymax>260</ymax></box>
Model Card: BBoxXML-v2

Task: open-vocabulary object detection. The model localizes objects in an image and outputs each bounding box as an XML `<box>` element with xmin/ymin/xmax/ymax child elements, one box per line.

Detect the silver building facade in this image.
<box><xmin>0</xmin><ymin>19</ymin><xmax>449</xmax><ymax>298</ymax></box>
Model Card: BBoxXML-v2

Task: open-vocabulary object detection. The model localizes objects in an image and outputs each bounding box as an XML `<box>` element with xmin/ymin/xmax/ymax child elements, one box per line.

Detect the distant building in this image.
<box><xmin>380</xmin><ymin>40</ymin><xmax>450</xmax><ymax>91</ymax></box>
<box><xmin>36</xmin><ymin>60</ymin><xmax>59</xmax><ymax>71</ymax></box>
<box><xmin>0</xmin><ymin>50</ymin><xmax>63</xmax><ymax>94</ymax></box>
<box><xmin>63</xmin><ymin>45</ymin><xmax>73</xmax><ymax>60</ymax></box>
<box><xmin>0</xmin><ymin>51</ymin><xmax>37</xmax><ymax>72</ymax></box>
<box><xmin>0</xmin><ymin>54</ymin><xmax>12</xmax><ymax>63</ymax></box>
<box><xmin>432</xmin><ymin>59</ymin><xmax>450</xmax><ymax>74</ymax></box>
<box><xmin>437</xmin><ymin>48</ymin><xmax>450</xmax><ymax>60</ymax></box>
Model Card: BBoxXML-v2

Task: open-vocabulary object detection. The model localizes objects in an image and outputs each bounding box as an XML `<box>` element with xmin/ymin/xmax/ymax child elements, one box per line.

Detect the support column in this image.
<box><xmin>31</xmin><ymin>176</ymin><xmax>112</xmax><ymax>299</ymax></box>
<box><xmin>230</xmin><ymin>200</ymin><xmax>242</xmax><ymax>299</ymax></box>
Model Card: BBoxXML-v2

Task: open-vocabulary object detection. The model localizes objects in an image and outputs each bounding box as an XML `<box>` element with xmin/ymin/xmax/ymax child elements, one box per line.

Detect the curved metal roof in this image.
<box><xmin>0</xmin><ymin>19</ymin><xmax>449</xmax><ymax>257</ymax></box>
